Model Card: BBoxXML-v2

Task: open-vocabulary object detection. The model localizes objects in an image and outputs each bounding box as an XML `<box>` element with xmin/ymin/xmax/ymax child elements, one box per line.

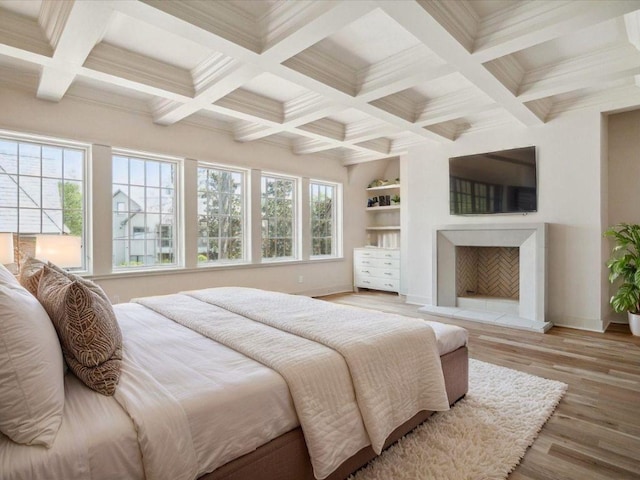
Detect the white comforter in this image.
<box><xmin>135</xmin><ymin>287</ymin><xmax>451</xmax><ymax>480</ymax></box>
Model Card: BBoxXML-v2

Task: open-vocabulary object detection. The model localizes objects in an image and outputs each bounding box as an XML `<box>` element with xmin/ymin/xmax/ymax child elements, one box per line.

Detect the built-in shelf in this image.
<box><xmin>366</xmin><ymin>184</ymin><xmax>400</xmax><ymax>192</ymax></box>
<box><xmin>366</xmin><ymin>205</ymin><xmax>400</xmax><ymax>211</ymax></box>
<box><xmin>366</xmin><ymin>226</ymin><xmax>401</xmax><ymax>231</ymax></box>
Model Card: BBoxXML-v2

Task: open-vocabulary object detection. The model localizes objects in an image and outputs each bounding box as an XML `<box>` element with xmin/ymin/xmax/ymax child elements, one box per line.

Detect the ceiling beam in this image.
<box><xmin>473</xmin><ymin>0</ymin><xmax>640</xmax><ymax>63</ymax></box>
<box><xmin>37</xmin><ymin>1</ymin><xmax>113</xmax><ymax>101</ymax></box>
<box><xmin>379</xmin><ymin>0</ymin><xmax>544</xmax><ymax>126</ymax></box>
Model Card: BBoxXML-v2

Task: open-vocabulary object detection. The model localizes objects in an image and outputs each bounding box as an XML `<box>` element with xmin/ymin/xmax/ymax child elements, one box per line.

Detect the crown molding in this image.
<box><xmin>626</xmin><ymin>10</ymin><xmax>640</xmax><ymax>51</ymax></box>
<box><xmin>416</xmin><ymin>0</ymin><xmax>478</xmax><ymax>53</ymax></box>
<box><xmin>518</xmin><ymin>44</ymin><xmax>640</xmax><ymax>101</ymax></box>
<box><xmin>0</xmin><ymin>8</ymin><xmax>53</xmax><ymax>57</ymax></box>
<box><xmin>547</xmin><ymin>83</ymin><xmax>640</xmax><ymax>119</ymax></box>
<box><xmin>261</xmin><ymin>1</ymin><xmax>331</xmax><ymax>52</ymax></box>
<box><xmin>484</xmin><ymin>55</ymin><xmax>525</xmax><ymax>96</ymax></box>
<box><xmin>297</xmin><ymin>118</ymin><xmax>344</xmax><ymax>142</ymax></box>
<box><xmin>473</xmin><ymin>0</ymin><xmax>640</xmax><ymax>63</ymax></box>
<box><xmin>233</xmin><ymin>121</ymin><xmax>277</xmax><ymax>142</ymax></box>
<box><xmin>355</xmin><ymin>138</ymin><xmax>390</xmax><ymax>155</ymax></box>
<box><xmin>38</xmin><ymin>0</ymin><xmax>73</xmax><ymax>50</ymax></box>
<box><xmin>191</xmin><ymin>52</ymin><xmax>239</xmax><ymax>95</ymax></box>
<box><xmin>283</xmin><ymin>46</ymin><xmax>356</xmax><ymax>97</ymax></box>
<box><xmin>369</xmin><ymin>94</ymin><xmax>416</xmax><ymax>124</ymax></box>
<box><xmin>389</xmin><ymin>136</ymin><xmax>429</xmax><ymax>155</ymax></box>
<box><xmin>284</xmin><ymin>92</ymin><xmax>337</xmax><ymax>124</ymax></box>
<box><xmin>423</xmin><ymin>122</ymin><xmax>456</xmax><ymax>141</ymax></box>
<box><xmin>344</xmin><ymin>119</ymin><xmax>393</xmax><ymax>144</ymax></box>
<box><xmin>141</xmin><ymin>0</ymin><xmax>261</xmax><ymax>54</ymax></box>
<box><xmin>293</xmin><ymin>137</ymin><xmax>334</xmax><ymax>155</ymax></box>
<box><xmin>524</xmin><ymin>98</ymin><xmax>553</xmax><ymax>122</ymax></box>
<box><xmin>214</xmin><ymin>88</ymin><xmax>283</xmax><ymax>124</ymax></box>
<box><xmin>85</xmin><ymin>42</ymin><xmax>194</xmax><ymax>98</ymax></box>
<box><xmin>415</xmin><ymin>87</ymin><xmax>494</xmax><ymax>126</ymax></box>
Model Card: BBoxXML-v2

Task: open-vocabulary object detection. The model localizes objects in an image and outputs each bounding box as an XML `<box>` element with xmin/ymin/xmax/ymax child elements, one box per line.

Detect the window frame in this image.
<box><xmin>0</xmin><ymin>130</ymin><xmax>90</xmax><ymax>272</ymax></box>
<box><xmin>196</xmin><ymin>162</ymin><xmax>248</xmax><ymax>266</ymax></box>
<box><xmin>309</xmin><ymin>179</ymin><xmax>341</xmax><ymax>259</ymax></box>
<box><xmin>111</xmin><ymin>149</ymin><xmax>182</xmax><ymax>271</ymax></box>
<box><xmin>260</xmin><ymin>172</ymin><xmax>299</xmax><ymax>262</ymax></box>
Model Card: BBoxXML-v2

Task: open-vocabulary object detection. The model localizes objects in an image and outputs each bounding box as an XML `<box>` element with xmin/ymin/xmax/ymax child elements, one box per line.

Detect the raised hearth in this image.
<box><xmin>419</xmin><ymin>223</ymin><xmax>550</xmax><ymax>332</ymax></box>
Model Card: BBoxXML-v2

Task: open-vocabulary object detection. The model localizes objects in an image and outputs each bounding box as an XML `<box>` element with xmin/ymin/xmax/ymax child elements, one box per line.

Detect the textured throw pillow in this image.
<box><xmin>47</xmin><ymin>261</ymin><xmax>111</xmax><ymax>304</ymax></box>
<box><xmin>0</xmin><ymin>264</ymin><xmax>65</xmax><ymax>447</ymax></box>
<box><xmin>37</xmin><ymin>265</ymin><xmax>122</xmax><ymax>396</ymax></box>
<box><xmin>18</xmin><ymin>256</ymin><xmax>46</xmax><ymax>296</ymax></box>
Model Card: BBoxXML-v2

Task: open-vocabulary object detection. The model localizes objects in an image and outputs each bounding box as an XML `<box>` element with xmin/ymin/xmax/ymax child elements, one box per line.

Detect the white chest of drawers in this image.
<box><xmin>353</xmin><ymin>248</ymin><xmax>400</xmax><ymax>293</ymax></box>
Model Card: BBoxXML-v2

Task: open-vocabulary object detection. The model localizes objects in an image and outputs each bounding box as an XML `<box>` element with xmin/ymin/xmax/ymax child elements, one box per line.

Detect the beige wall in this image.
<box><xmin>402</xmin><ymin>112</ymin><xmax>608</xmax><ymax>331</ymax></box>
<box><xmin>0</xmin><ymin>87</ymin><xmax>386</xmax><ymax>301</ymax></box>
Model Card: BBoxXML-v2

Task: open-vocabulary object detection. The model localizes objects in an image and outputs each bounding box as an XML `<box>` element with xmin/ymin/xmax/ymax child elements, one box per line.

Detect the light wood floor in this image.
<box><xmin>320</xmin><ymin>291</ymin><xmax>640</xmax><ymax>480</ymax></box>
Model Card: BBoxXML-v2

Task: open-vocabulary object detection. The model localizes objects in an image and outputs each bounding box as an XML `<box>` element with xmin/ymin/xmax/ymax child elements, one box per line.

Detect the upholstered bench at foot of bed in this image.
<box><xmin>202</xmin><ymin>345</ymin><xmax>469</xmax><ymax>480</ymax></box>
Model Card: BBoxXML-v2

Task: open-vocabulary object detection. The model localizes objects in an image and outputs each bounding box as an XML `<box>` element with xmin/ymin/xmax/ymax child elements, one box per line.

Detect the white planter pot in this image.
<box><xmin>628</xmin><ymin>312</ymin><xmax>640</xmax><ymax>336</ymax></box>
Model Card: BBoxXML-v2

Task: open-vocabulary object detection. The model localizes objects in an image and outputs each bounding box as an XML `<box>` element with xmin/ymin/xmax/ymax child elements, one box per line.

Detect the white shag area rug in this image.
<box><xmin>350</xmin><ymin>359</ymin><xmax>567</xmax><ymax>480</ymax></box>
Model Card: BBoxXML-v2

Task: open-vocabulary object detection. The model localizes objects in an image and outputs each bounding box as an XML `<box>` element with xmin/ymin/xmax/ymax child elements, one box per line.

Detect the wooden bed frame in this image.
<box><xmin>202</xmin><ymin>346</ymin><xmax>469</xmax><ymax>480</ymax></box>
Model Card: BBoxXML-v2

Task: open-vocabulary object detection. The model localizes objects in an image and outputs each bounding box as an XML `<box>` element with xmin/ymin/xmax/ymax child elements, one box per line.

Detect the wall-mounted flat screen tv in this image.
<box><xmin>449</xmin><ymin>146</ymin><xmax>537</xmax><ymax>215</ymax></box>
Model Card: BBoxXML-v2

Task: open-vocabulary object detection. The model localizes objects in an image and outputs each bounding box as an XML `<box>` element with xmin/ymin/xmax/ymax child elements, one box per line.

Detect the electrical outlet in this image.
<box><xmin>298</xmin><ymin>275</ymin><xmax>304</xmax><ymax>284</ymax></box>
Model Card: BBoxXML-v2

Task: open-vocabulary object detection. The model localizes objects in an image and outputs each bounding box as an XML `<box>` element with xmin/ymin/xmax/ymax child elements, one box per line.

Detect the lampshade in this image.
<box><xmin>35</xmin><ymin>235</ymin><xmax>82</xmax><ymax>268</ymax></box>
<box><xmin>0</xmin><ymin>233</ymin><xmax>14</xmax><ymax>265</ymax></box>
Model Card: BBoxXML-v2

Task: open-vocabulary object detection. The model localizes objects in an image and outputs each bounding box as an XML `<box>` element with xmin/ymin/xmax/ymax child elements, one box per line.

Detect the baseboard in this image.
<box><xmin>405</xmin><ymin>294</ymin><xmax>431</xmax><ymax>306</ymax></box>
<box><xmin>299</xmin><ymin>284</ymin><xmax>353</xmax><ymax>297</ymax></box>
<box><xmin>550</xmin><ymin>314</ymin><xmax>606</xmax><ymax>333</ymax></box>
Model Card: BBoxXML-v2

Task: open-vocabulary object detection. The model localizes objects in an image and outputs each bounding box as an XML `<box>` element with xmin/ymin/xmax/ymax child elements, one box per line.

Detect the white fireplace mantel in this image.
<box><xmin>419</xmin><ymin>223</ymin><xmax>551</xmax><ymax>332</ymax></box>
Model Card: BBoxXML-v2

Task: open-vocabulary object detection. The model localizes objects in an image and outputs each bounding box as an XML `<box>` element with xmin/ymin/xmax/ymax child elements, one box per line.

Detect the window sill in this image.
<box><xmin>89</xmin><ymin>256</ymin><xmax>344</xmax><ymax>281</ymax></box>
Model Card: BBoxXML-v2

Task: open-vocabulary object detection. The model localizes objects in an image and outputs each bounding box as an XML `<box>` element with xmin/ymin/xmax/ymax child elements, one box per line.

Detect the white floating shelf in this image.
<box><xmin>366</xmin><ymin>184</ymin><xmax>400</xmax><ymax>191</ymax></box>
<box><xmin>366</xmin><ymin>205</ymin><xmax>400</xmax><ymax>211</ymax></box>
<box><xmin>366</xmin><ymin>226</ymin><xmax>401</xmax><ymax>230</ymax></box>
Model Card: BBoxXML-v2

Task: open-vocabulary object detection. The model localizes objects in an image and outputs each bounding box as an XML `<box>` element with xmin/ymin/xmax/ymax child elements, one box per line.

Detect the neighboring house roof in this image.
<box><xmin>112</xmin><ymin>188</ymin><xmax>174</xmax><ymax>226</ymax></box>
<box><xmin>0</xmin><ymin>173</ymin><xmax>67</xmax><ymax>234</ymax></box>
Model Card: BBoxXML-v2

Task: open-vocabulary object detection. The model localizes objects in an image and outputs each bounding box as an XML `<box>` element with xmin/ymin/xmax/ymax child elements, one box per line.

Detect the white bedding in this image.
<box><xmin>0</xmin><ymin>292</ymin><xmax>468</xmax><ymax>480</ymax></box>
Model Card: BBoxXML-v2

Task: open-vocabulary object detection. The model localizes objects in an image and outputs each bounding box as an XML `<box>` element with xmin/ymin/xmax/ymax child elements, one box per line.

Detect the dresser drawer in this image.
<box><xmin>355</xmin><ymin>257</ymin><xmax>400</xmax><ymax>269</ymax></box>
<box><xmin>354</xmin><ymin>276</ymin><xmax>400</xmax><ymax>292</ymax></box>
<box><xmin>355</xmin><ymin>266</ymin><xmax>399</xmax><ymax>280</ymax></box>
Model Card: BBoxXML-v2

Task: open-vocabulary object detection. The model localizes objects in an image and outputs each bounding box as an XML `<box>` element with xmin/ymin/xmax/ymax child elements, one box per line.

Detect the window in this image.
<box><xmin>310</xmin><ymin>181</ymin><xmax>337</xmax><ymax>257</ymax></box>
<box><xmin>261</xmin><ymin>174</ymin><xmax>296</xmax><ymax>260</ymax></box>
<box><xmin>197</xmin><ymin>165</ymin><xmax>245</xmax><ymax>264</ymax></box>
<box><xmin>0</xmin><ymin>135</ymin><xmax>86</xmax><ymax>269</ymax></box>
<box><xmin>112</xmin><ymin>153</ymin><xmax>178</xmax><ymax>269</ymax></box>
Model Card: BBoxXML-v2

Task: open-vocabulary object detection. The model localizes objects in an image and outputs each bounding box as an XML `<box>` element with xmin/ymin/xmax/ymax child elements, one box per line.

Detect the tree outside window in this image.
<box><xmin>197</xmin><ymin>166</ymin><xmax>245</xmax><ymax>263</ymax></box>
<box><xmin>310</xmin><ymin>181</ymin><xmax>335</xmax><ymax>257</ymax></box>
<box><xmin>261</xmin><ymin>175</ymin><xmax>295</xmax><ymax>260</ymax></box>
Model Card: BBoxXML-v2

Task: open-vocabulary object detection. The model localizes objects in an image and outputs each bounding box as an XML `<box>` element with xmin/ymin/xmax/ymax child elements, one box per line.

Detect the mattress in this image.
<box><xmin>0</xmin><ymin>302</ymin><xmax>468</xmax><ymax>480</ymax></box>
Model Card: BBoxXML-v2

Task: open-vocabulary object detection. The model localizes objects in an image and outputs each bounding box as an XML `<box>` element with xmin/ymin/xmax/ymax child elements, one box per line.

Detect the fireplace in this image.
<box><xmin>419</xmin><ymin>223</ymin><xmax>550</xmax><ymax>332</ymax></box>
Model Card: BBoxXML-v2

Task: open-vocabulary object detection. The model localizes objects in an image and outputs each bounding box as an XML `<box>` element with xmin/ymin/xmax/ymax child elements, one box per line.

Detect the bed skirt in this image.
<box><xmin>201</xmin><ymin>345</ymin><xmax>469</xmax><ymax>480</ymax></box>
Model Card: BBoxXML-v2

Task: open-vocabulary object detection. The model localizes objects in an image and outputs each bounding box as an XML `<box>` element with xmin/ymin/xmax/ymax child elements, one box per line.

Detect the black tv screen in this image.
<box><xmin>449</xmin><ymin>146</ymin><xmax>537</xmax><ymax>215</ymax></box>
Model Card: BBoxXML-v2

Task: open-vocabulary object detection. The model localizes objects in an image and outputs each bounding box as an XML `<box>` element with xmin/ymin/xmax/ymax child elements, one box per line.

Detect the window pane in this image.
<box><xmin>42</xmin><ymin>147</ymin><xmax>62</xmax><ymax>177</ymax></box>
<box><xmin>19</xmin><ymin>144</ymin><xmax>40</xmax><ymax>176</ymax></box>
<box><xmin>261</xmin><ymin>175</ymin><xmax>296</xmax><ymax>260</ymax></box>
<box><xmin>0</xmin><ymin>174</ymin><xmax>18</xmax><ymax>207</ymax></box>
<box><xmin>112</xmin><ymin>154</ymin><xmax>178</xmax><ymax>269</ymax></box>
<box><xmin>310</xmin><ymin>181</ymin><xmax>336</xmax><ymax>257</ymax></box>
<box><xmin>197</xmin><ymin>166</ymin><xmax>245</xmax><ymax>264</ymax></box>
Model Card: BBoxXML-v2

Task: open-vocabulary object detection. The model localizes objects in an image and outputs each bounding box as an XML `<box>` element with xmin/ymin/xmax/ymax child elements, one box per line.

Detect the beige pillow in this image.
<box><xmin>37</xmin><ymin>265</ymin><xmax>122</xmax><ymax>396</ymax></box>
<box><xmin>0</xmin><ymin>264</ymin><xmax>65</xmax><ymax>447</ymax></box>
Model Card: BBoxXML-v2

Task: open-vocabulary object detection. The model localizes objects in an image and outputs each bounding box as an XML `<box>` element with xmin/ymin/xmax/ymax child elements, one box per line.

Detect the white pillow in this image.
<box><xmin>0</xmin><ymin>262</ymin><xmax>19</xmax><ymax>287</ymax></box>
<box><xmin>0</xmin><ymin>264</ymin><xmax>65</xmax><ymax>447</ymax></box>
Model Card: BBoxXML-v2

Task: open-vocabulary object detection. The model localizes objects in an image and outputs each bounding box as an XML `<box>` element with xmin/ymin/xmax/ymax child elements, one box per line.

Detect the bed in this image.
<box><xmin>0</xmin><ymin>262</ymin><xmax>468</xmax><ymax>480</ymax></box>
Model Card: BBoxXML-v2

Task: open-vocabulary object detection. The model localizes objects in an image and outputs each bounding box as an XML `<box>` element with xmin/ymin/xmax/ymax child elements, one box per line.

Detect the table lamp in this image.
<box><xmin>35</xmin><ymin>235</ymin><xmax>82</xmax><ymax>268</ymax></box>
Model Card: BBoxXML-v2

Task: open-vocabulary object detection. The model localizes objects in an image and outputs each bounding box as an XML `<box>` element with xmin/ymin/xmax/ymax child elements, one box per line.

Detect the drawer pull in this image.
<box><xmin>385</xmin><ymin>283</ymin><xmax>394</xmax><ymax>287</ymax></box>
<box><xmin>363</xmin><ymin>281</ymin><xmax>371</xmax><ymax>284</ymax></box>
<box><xmin>384</xmin><ymin>262</ymin><xmax>392</xmax><ymax>265</ymax></box>
<box><xmin>362</xmin><ymin>270</ymin><xmax>370</xmax><ymax>274</ymax></box>
<box><xmin>384</xmin><ymin>272</ymin><xmax>392</xmax><ymax>276</ymax></box>
<box><xmin>362</xmin><ymin>261</ymin><xmax>370</xmax><ymax>264</ymax></box>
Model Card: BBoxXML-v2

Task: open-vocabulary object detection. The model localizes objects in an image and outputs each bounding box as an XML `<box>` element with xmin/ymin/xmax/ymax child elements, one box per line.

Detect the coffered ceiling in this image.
<box><xmin>1</xmin><ymin>0</ymin><xmax>640</xmax><ymax>165</ymax></box>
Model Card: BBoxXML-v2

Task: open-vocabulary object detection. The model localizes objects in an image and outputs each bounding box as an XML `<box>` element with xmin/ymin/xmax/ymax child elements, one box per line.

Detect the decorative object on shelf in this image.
<box><xmin>379</xmin><ymin>195</ymin><xmax>388</xmax><ymax>206</ymax></box>
<box><xmin>367</xmin><ymin>197</ymin><xmax>379</xmax><ymax>207</ymax></box>
<box><xmin>367</xmin><ymin>178</ymin><xmax>400</xmax><ymax>189</ymax></box>
<box><xmin>604</xmin><ymin>223</ymin><xmax>640</xmax><ymax>335</ymax></box>
<box><xmin>391</xmin><ymin>195</ymin><xmax>400</xmax><ymax>205</ymax></box>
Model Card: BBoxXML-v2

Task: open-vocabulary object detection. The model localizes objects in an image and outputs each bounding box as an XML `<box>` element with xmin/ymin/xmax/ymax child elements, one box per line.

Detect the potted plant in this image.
<box><xmin>605</xmin><ymin>223</ymin><xmax>640</xmax><ymax>335</ymax></box>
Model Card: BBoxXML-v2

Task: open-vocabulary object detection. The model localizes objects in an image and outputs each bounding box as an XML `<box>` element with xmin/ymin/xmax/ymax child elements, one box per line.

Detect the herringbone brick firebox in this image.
<box><xmin>456</xmin><ymin>246</ymin><xmax>519</xmax><ymax>299</ymax></box>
